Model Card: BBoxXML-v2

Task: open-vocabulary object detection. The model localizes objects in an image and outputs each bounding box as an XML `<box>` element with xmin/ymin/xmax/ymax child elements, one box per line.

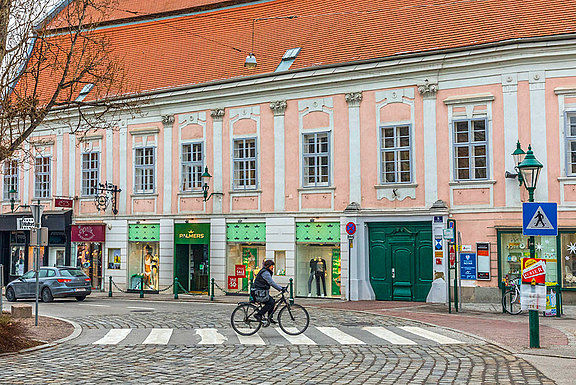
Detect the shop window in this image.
<box><xmin>560</xmin><ymin>233</ymin><xmax>576</xmax><ymax>288</ymax></box>
<box><xmin>81</xmin><ymin>152</ymin><xmax>100</xmax><ymax>196</ymax></box>
<box><xmin>134</xmin><ymin>146</ymin><xmax>155</xmax><ymax>193</ymax></box>
<box><xmin>499</xmin><ymin>233</ymin><xmax>557</xmax><ymax>284</ymax></box>
<box><xmin>34</xmin><ymin>156</ymin><xmax>51</xmax><ymax>198</ymax></box>
<box><xmin>181</xmin><ymin>142</ymin><xmax>203</xmax><ymax>191</ymax></box>
<box><xmin>10</xmin><ymin>246</ymin><xmax>25</xmax><ymax>276</ymax></box>
<box><xmin>232</xmin><ymin>138</ymin><xmax>257</xmax><ymax>190</ymax></box>
<box><xmin>108</xmin><ymin>248</ymin><xmax>121</xmax><ymax>269</ymax></box>
<box><xmin>226</xmin><ymin>244</ymin><xmax>265</xmax><ymax>291</ymax></box>
<box><xmin>3</xmin><ymin>159</ymin><xmax>18</xmax><ymax>200</ymax></box>
<box><xmin>380</xmin><ymin>125</ymin><xmax>412</xmax><ymax>183</ymax></box>
<box><xmin>453</xmin><ymin>119</ymin><xmax>488</xmax><ymax>180</ymax></box>
<box><xmin>49</xmin><ymin>232</ymin><xmax>67</xmax><ymax>245</ymax></box>
<box><xmin>128</xmin><ymin>242</ymin><xmax>159</xmax><ymax>290</ymax></box>
<box><xmin>296</xmin><ymin>245</ymin><xmax>341</xmax><ymax>297</ymax></box>
<box><xmin>73</xmin><ymin>242</ymin><xmax>103</xmax><ymax>288</ymax></box>
<box><xmin>274</xmin><ymin>250</ymin><xmax>286</xmax><ymax>276</ymax></box>
<box><xmin>303</xmin><ymin>132</ymin><xmax>330</xmax><ymax>187</ymax></box>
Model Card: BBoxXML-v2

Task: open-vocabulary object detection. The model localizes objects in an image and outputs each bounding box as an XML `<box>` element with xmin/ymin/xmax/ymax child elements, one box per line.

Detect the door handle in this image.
<box><xmin>391</xmin><ymin>268</ymin><xmax>395</xmax><ymax>279</ymax></box>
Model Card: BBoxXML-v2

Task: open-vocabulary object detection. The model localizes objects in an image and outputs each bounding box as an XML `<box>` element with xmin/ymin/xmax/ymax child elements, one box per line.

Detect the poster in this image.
<box><xmin>332</xmin><ymin>248</ymin><xmax>341</xmax><ymax>296</ymax></box>
<box><xmin>476</xmin><ymin>242</ymin><xmax>490</xmax><ymax>280</ymax></box>
<box><xmin>460</xmin><ymin>253</ymin><xmax>477</xmax><ymax>280</ymax></box>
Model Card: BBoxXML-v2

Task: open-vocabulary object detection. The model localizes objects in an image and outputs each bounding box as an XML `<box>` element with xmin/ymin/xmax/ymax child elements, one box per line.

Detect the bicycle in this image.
<box><xmin>231</xmin><ymin>289</ymin><xmax>310</xmax><ymax>336</ymax></box>
<box><xmin>502</xmin><ymin>277</ymin><xmax>522</xmax><ymax>315</ymax></box>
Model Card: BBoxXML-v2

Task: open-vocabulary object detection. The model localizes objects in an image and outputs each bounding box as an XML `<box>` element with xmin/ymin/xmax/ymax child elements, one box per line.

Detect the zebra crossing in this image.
<box><xmin>77</xmin><ymin>325</ymin><xmax>466</xmax><ymax>346</ymax></box>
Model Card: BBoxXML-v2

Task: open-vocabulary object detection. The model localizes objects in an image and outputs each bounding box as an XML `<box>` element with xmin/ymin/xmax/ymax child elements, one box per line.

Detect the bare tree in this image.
<box><xmin>0</xmin><ymin>0</ymin><xmax>140</xmax><ymax>164</ymax></box>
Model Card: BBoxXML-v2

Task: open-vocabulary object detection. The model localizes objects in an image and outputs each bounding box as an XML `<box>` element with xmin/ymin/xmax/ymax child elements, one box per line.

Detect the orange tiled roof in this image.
<box><xmin>36</xmin><ymin>0</ymin><xmax>576</xmax><ymax>99</ymax></box>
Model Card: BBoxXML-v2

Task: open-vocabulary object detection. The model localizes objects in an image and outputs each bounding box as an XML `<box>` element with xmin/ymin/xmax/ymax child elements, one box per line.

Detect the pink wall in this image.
<box><xmin>259</xmin><ymin>104</ymin><xmax>275</xmax><ymax>212</ymax></box>
<box><xmin>284</xmin><ymin>100</ymin><xmax>300</xmax><ymax>212</ymax></box>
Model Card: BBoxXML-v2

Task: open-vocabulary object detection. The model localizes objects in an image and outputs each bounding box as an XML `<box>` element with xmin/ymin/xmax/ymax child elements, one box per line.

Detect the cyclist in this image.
<box><xmin>252</xmin><ymin>259</ymin><xmax>285</xmax><ymax>324</ymax></box>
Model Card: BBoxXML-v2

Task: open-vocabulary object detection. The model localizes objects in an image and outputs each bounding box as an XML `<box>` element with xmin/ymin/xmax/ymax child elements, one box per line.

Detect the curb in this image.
<box><xmin>0</xmin><ymin>315</ymin><xmax>82</xmax><ymax>357</ymax></box>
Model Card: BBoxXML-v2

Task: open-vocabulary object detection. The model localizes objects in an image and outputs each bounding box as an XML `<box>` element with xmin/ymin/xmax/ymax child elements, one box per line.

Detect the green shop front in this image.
<box><xmin>174</xmin><ymin>223</ymin><xmax>210</xmax><ymax>293</ymax></box>
<box><xmin>226</xmin><ymin>223</ymin><xmax>266</xmax><ymax>293</ymax></box>
<box><xmin>128</xmin><ymin>223</ymin><xmax>160</xmax><ymax>292</ymax></box>
<box><xmin>295</xmin><ymin>222</ymin><xmax>341</xmax><ymax>298</ymax></box>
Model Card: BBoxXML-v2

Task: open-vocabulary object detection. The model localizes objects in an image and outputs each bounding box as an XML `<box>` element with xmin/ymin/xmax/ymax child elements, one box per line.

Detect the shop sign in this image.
<box><xmin>296</xmin><ymin>222</ymin><xmax>340</xmax><ymax>243</ymax></box>
<box><xmin>460</xmin><ymin>253</ymin><xmax>477</xmax><ymax>280</ymax></box>
<box><xmin>71</xmin><ymin>225</ymin><xmax>106</xmax><ymax>242</ymax></box>
<box><xmin>128</xmin><ymin>224</ymin><xmax>160</xmax><ymax>241</ymax></box>
<box><xmin>226</xmin><ymin>223</ymin><xmax>266</xmax><ymax>243</ymax></box>
<box><xmin>228</xmin><ymin>276</ymin><xmax>239</xmax><ymax>290</ymax></box>
<box><xmin>174</xmin><ymin>223</ymin><xmax>210</xmax><ymax>244</ymax></box>
<box><xmin>235</xmin><ymin>264</ymin><xmax>246</xmax><ymax>278</ymax></box>
<box><xmin>476</xmin><ymin>242</ymin><xmax>490</xmax><ymax>280</ymax></box>
<box><xmin>55</xmin><ymin>198</ymin><xmax>73</xmax><ymax>208</ymax></box>
<box><xmin>521</xmin><ymin>258</ymin><xmax>546</xmax><ymax>285</ymax></box>
<box><xmin>17</xmin><ymin>217</ymin><xmax>35</xmax><ymax>230</ymax></box>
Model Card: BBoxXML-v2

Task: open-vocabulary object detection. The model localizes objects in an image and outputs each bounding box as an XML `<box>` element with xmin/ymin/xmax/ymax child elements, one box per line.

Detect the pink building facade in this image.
<box><xmin>2</xmin><ymin>4</ymin><xmax>576</xmax><ymax>304</ymax></box>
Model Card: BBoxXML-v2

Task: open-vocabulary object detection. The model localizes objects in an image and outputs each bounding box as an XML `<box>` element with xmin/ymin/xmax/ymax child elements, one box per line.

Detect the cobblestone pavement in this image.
<box><xmin>0</xmin><ymin>303</ymin><xmax>556</xmax><ymax>384</ymax></box>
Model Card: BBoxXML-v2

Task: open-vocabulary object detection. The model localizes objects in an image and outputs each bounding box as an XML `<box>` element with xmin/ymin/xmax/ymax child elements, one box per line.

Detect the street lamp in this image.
<box><xmin>201</xmin><ymin>166</ymin><xmax>223</xmax><ymax>202</ymax></box>
<box><xmin>515</xmin><ymin>143</ymin><xmax>543</xmax><ymax>349</ymax></box>
<box><xmin>8</xmin><ymin>188</ymin><xmax>17</xmax><ymax>212</ymax></box>
<box><xmin>511</xmin><ymin>141</ymin><xmax>526</xmax><ymax>185</ymax></box>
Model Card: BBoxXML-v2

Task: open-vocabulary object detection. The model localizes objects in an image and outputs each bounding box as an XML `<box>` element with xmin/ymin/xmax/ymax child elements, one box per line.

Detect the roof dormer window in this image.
<box><xmin>275</xmin><ymin>47</ymin><xmax>301</xmax><ymax>72</ymax></box>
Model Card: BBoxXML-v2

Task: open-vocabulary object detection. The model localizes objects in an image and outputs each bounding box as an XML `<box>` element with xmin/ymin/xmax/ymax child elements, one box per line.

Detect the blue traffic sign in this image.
<box><xmin>522</xmin><ymin>202</ymin><xmax>557</xmax><ymax>236</ymax></box>
<box><xmin>460</xmin><ymin>253</ymin><xmax>477</xmax><ymax>280</ymax></box>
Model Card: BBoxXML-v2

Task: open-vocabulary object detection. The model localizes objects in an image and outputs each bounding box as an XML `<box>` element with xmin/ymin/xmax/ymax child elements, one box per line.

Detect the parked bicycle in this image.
<box><xmin>502</xmin><ymin>276</ymin><xmax>522</xmax><ymax>315</ymax></box>
<box><xmin>231</xmin><ymin>289</ymin><xmax>310</xmax><ymax>336</ymax></box>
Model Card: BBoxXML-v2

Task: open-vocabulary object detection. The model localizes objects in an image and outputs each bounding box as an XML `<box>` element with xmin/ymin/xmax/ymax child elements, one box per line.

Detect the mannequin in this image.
<box><xmin>314</xmin><ymin>256</ymin><xmax>327</xmax><ymax>297</ymax></box>
<box><xmin>307</xmin><ymin>258</ymin><xmax>317</xmax><ymax>297</ymax></box>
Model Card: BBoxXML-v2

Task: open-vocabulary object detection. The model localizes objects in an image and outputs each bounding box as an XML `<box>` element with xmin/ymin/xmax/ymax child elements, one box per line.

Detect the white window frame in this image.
<box><xmin>452</xmin><ymin>118</ymin><xmax>489</xmax><ymax>181</ymax></box>
<box><xmin>34</xmin><ymin>156</ymin><xmax>51</xmax><ymax>199</ymax></box>
<box><xmin>181</xmin><ymin>141</ymin><xmax>203</xmax><ymax>192</ymax></box>
<box><xmin>302</xmin><ymin>131</ymin><xmax>330</xmax><ymax>188</ymax></box>
<box><xmin>232</xmin><ymin>137</ymin><xmax>257</xmax><ymax>190</ymax></box>
<box><xmin>134</xmin><ymin>146</ymin><xmax>155</xmax><ymax>194</ymax></box>
<box><xmin>379</xmin><ymin>124</ymin><xmax>413</xmax><ymax>184</ymax></box>
<box><xmin>81</xmin><ymin>151</ymin><xmax>100</xmax><ymax>196</ymax></box>
<box><xmin>566</xmin><ymin>113</ymin><xmax>576</xmax><ymax>176</ymax></box>
<box><xmin>3</xmin><ymin>160</ymin><xmax>18</xmax><ymax>200</ymax></box>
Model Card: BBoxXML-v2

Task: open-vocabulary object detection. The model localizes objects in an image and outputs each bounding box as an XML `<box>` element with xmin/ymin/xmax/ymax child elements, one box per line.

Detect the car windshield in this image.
<box><xmin>59</xmin><ymin>269</ymin><xmax>88</xmax><ymax>277</ymax></box>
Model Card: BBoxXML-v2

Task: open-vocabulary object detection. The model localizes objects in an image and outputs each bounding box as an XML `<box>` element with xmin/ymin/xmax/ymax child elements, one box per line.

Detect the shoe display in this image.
<box><xmin>321</xmin><ymin>294</ymin><xmax>326</xmax><ymax>297</ymax></box>
<box><xmin>307</xmin><ymin>293</ymin><xmax>311</xmax><ymax>297</ymax></box>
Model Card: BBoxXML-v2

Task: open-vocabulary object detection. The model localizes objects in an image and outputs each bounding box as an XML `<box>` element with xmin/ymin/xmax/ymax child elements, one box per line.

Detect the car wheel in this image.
<box><xmin>75</xmin><ymin>296</ymin><xmax>86</xmax><ymax>301</ymax></box>
<box><xmin>41</xmin><ymin>287</ymin><xmax>54</xmax><ymax>303</ymax></box>
<box><xmin>5</xmin><ymin>287</ymin><xmax>17</xmax><ymax>302</ymax></box>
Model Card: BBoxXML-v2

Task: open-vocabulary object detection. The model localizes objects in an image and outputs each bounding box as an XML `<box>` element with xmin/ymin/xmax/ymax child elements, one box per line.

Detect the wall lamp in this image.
<box><xmin>505</xmin><ymin>141</ymin><xmax>526</xmax><ymax>185</ymax></box>
<box><xmin>201</xmin><ymin>166</ymin><xmax>224</xmax><ymax>202</ymax></box>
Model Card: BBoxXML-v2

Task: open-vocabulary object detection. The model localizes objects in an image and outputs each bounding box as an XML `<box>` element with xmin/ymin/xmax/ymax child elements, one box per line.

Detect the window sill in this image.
<box><xmin>78</xmin><ymin>196</ymin><xmax>97</xmax><ymax>201</ymax></box>
<box><xmin>374</xmin><ymin>183</ymin><xmax>418</xmax><ymax>189</ymax></box>
<box><xmin>558</xmin><ymin>177</ymin><xmax>576</xmax><ymax>183</ymax></box>
<box><xmin>449</xmin><ymin>179</ymin><xmax>496</xmax><ymax>187</ymax></box>
<box><xmin>131</xmin><ymin>193</ymin><xmax>158</xmax><ymax>198</ymax></box>
<box><xmin>177</xmin><ymin>191</ymin><xmax>204</xmax><ymax>197</ymax></box>
<box><xmin>229</xmin><ymin>189</ymin><xmax>261</xmax><ymax>195</ymax></box>
<box><xmin>297</xmin><ymin>186</ymin><xmax>335</xmax><ymax>192</ymax></box>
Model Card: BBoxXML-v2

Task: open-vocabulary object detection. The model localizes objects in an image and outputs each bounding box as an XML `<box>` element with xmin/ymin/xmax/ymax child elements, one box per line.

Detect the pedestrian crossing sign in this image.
<box><xmin>523</xmin><ymin>202</ymin><xmax>557</xmax><ymax>236</ymax></box>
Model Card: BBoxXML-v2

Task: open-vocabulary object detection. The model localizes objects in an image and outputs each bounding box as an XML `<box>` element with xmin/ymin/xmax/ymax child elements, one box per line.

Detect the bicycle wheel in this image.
<box><xmin>278</xmin><ymin>304</ymin><xmax>310</xmax><ymax>335</ymax></box>
<box><xmin>231</xmin><ymin>303</ymin><xmax>262</xmax><ymax>336</ymax></box>
<box><xmin>502</xmin><ymin>289</ymin><xmax>522</xmax><ymax>315</ymax></box>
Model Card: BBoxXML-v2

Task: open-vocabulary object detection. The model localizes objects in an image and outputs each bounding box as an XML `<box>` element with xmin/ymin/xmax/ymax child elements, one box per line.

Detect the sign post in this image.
<box><xmin>30</xmin><ymin>201</ymin><xmax>44</xmax><ymax>327</ymax></box>
<box><xmin>446</xmin><ymin>219</ymin><xmax>457</xmax><ymax>313</ymax></box>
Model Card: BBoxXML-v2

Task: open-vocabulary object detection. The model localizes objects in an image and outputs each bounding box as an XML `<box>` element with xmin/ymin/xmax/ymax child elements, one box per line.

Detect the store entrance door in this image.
<box><xmin>368</xmin><ymin>222</ymin><xmax>433</xmax><ymax>301</ymax></box>
<box><xmin>175</xmin><ymin>244</ymin><xmax>209</xmax><ymax>292</ymax></box>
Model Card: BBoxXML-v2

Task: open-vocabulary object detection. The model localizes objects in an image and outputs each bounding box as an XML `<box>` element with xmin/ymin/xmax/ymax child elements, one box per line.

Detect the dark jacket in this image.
<box><xmin>253</xmin><ymin>267</ymin><xmax>283</xmax><ymax>291</ymax></box>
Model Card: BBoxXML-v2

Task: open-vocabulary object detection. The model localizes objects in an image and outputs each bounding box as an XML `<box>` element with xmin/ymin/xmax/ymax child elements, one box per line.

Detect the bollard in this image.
<box><xmin>555</xmin><ymin>285</ymin><xmax>562</xmax><ymax>318</ymax></box>
<box><xmin>174</xmin><ymin>277</ymin><xmax>179</xmax><ymax>300</ymax></box>
<box><xmin>108</xmin><ymin>276</ymin><xmax>113</xmax><ymax>297</ymax></box>
<box><xmin>140</xmin><ymin>275</ymin><xmax>144</xmax><ymax>298</ymax></box>
<box><xmin>210</xmin><ymin>278</ymin><xmax>215</xmax><ymax>301</ymax></box>
<box><xmin>289</xmin><ymin>278</ymin><xmax>294</xmax><ymax>305</ymax></box>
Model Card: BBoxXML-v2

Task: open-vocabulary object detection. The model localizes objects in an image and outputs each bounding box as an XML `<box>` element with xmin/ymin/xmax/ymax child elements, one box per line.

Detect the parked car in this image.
<box><xmin>5</xmin><ymin>266</ymin><xmax>92</xmax><ymax>302</ymax></box>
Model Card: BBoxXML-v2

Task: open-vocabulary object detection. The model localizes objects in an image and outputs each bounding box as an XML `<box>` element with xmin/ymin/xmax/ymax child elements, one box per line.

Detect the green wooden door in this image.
<box><xmin>174</xmin><ymin>244</ymin><xmax>189</xmax><ymax>292</ymax></box>
<box><xmin>368</xmin><ymin>222</ymin><xmax>433</xmax><ymax>301</ymax></box>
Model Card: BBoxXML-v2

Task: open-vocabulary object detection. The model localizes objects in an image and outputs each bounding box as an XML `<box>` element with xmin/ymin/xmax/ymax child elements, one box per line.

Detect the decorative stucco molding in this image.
<box><xmin>417</xmin><ymin>80</ymin><xmax>439</xmax><ymax>96</ymax></box>
<box><xmin>270</xmin><ymin>100</ymin><xmax>287</xmax><ymax>116</ymax></box>
<box><xmin>345</xmin><ymin>92</ymin><xmax>363</xmax><ymax>107</ymax></box>
<box><xmin>375</xmin><ymin>184</ymin><xmax>417</xmax><ymax>201</ymax></box>
<box><xmin>161</xmin><ymin>114</ymin><xmax>174</xmax><ymax>125</ymax></box>
<box><xmin>210</xmin><ymin>108</ymin><xmax>225</xmax><ymax>121</ymax></box>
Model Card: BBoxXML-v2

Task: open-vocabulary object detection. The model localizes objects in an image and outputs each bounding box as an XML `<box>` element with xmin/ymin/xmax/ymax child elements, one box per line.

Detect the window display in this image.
<box><xmin>10</xmin><ymin>246</ymin><xmax>25</xmax><ymax>276</ymax></box>
<box><xmin>108</xmin><ymin>249</ymin><xmax>121</xmax><ymax>269</ymax></box>
<box><xmin>499</xmin><ymin>233</ymin><xmax>557</xmax><ymax>285</ymax></box>
<box><xmin>227</xmin><ymin>244</ymin><xmax>265</xmax><ymax>292</ymax></box>
<box><xmin>128</xmin><ymin>242</ymin><xmax>159</xmax><ymax>291</ymax></box>
<box><xmin>296</xmin><ymin>245</ymin><xmax>340</xmax><ymax>297</ymax></box>
<box><xmin>73</xmin><ymin>242</ymin><xmax>102</xmax><ymax>288</ymax></box>
<box><xmin>560</xmin><ymin>233</ymin><xmax>576</xmax><ymax>288</ymax></box>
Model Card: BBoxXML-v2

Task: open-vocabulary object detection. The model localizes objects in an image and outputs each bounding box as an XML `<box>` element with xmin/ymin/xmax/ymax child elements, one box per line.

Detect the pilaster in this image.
<box><xmin>346</xmin><ymin>92</ymin><xmax>362</xmax><ymax>205</ymax></box>
<box><xmin>211</xmin><ymin>108</ymin><xmax>225</xmax><ymax>214</ymax></box>
<box><xmin>270</xmin><ymin>100</ymin><xmax>287</xmax><ymax>211</ymax></box>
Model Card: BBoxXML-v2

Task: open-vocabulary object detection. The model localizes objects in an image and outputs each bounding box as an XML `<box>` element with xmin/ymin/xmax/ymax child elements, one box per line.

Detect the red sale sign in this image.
<box><xmin>235</xmin><ymin>264</ymin><xmax>246</xmax><ymax>278</ymax></box>
<box><xmin>521</xmin><ymin>258</ymin><xmax>546</xmax><ymax>285</ymax></box>
<box><xmin>228</xmin><ymin>276</ymin><xmax>238</xmax><ymax>290</ymax></box>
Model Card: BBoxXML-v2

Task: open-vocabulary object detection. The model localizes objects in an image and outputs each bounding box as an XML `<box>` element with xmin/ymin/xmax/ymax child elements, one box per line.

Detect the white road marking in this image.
<box><xmin>235</xmin><ymin>332</ymin><xmax>265</xmax><ymax>345</ymax></box>
<box><xmin>143</xmin><ymin>329</ymin><xmax>173</xmax><ymax>345</ymax></box>
<box><xmin>399</xmin><ymin>326</ymin><xmax>462</xmax><ymax>344</ymax></box>
<box><xmin>362</xmin><ymin>327</ymin><xmax>417</xmax><ymax>345</ymax></box>
<box><xmin>93</xmin><ymin>329</ymin><xmax>131</xmax><ymax>345</ymax></box>
<box><xmin>77</xmin><ymin>304</ymin><xmax>110</xmax><ymax>307</ymax></box>
<box><xmin>276</xmin><ymin>328</ymin><xmax>316</xmax><ymax>345</ymax></box>
<box><xmin>316</xmin><ymin>327</ymin><xmax>365</xmax><ymax>345</ymax></box>
<box><xmin>127</xmin><ymin>306</ymin><xmax>155</xmax><ymax>310</ymax></box>
<box><xmin>196</xmin><ymin>328</ymin><xmax>227</xmax><ymax>344</ymax></box>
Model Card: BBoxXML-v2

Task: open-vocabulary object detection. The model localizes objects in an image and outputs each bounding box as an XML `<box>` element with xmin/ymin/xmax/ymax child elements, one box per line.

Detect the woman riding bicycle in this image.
<box><xmin>252</xmin><ymin>260</ymin><xmax>285</xmax><ymax>324</ymax></box>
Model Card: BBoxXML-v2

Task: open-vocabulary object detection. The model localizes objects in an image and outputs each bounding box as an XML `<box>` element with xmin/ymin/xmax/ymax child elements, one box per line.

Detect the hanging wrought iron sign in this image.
<box><xmin>94</xmin><ymin>182</ymin><xmax>121</xmax><ymax>215</ymax></box>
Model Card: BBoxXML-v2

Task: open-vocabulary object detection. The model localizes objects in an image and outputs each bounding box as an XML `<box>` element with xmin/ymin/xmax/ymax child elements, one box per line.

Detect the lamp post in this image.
<box><xmin>515</xmin><ymin>144</ymin><xmax>544</xmax><ymax>348</ymax></box>
<box><xmin>8</xmin><ymin>188</ymin><xmax>17</xmax><ymax>212</ymax></box>
<box><xmin>201</xmin><ymin>166</ymin><xmax>223</xmax><ymax>202</ymax></box>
